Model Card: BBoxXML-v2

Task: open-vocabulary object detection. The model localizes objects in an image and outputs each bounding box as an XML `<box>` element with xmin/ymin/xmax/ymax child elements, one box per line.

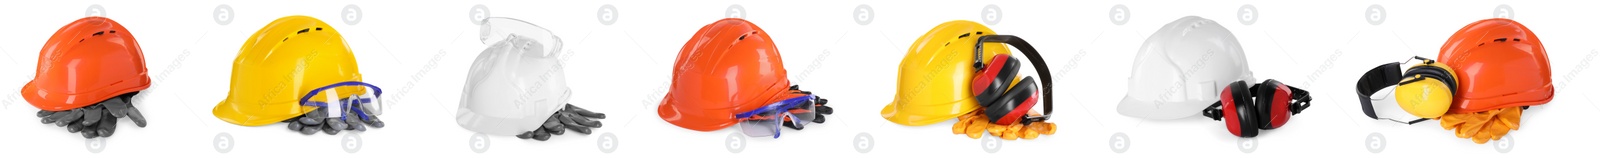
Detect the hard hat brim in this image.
<box><xmin>214</xmin><ymin>97</ymin><xmax>314</xmax><ymax>126</ymax></box>
<box><xmin>22</xmin><ymin>80</ymin><xmax>148</xmax><ymax>112</ymax></box>
<box><xmin>880</xmin><ymin>99</ymin><xmax>978</xmax><ymax>126</ymax></box>
<box><xmin>1116</xmin><ymin>95</ymin><xmax>1215</xmax><ymax>120</ymax></box>
<box><xmin>658</xmin><ymin>93</ymin><xmax>739</xmax><ymax>131</ymax></box>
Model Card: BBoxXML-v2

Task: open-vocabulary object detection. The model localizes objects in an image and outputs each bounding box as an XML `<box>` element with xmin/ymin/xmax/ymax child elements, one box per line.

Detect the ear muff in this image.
<box><xmin>969</xmin><ymin>35</ymin><xmax>1053</xmax><ymax>125</ymax></box>
<box><xmin>1223</xmin><ymin>81</ymin><xmax>1260</xmax><ymax>137</ymax></box>
<box><xmin>1394</xmin><ymin>61</ymin><xmax>1457</xmax><ymax>119</ymax></box>
<box><xmin>1254</xmin><ymin>79</ymin><xmax>1310</xmax><ymax>129</ymax></box>
<box><xmin>986</xmin><ymin>77</ymin><xmax>1039</xmax><ymax>124</ymax></box>
<box><xmin>1204</xmin><ymin>79</ymin><xmax>1313</xmax><ymax>137</ymax></box>
<box><xmin>1357</xmin><ymin>56</ymin><xmax>1457</xmax><ymax>124</ymax></box>
<box><xmin>972</xmin><ymin>54</ymin><xmax>1021</xmax><ymax>106</ymax></box>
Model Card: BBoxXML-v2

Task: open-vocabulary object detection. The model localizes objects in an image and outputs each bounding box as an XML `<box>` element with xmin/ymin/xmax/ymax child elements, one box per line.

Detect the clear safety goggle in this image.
<box><xmin>298</xmin><ymin>81</ymin><xmax>384</xmax><ymax>121</ymax></box>
<box><xmin>733</xmin><ymin>95</ymin><xmax>817</xmax><ymax>139</ymax></box>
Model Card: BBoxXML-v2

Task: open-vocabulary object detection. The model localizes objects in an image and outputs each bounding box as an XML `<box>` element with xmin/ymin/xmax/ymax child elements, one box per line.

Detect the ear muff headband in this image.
<box><xmin>1354</xmin><ymin>56</ymin><xmax>1438</xmax><ymax>124</ymax></box>
<box><xmin>1400</xmin><ymin>65</ymin><xmax>1457</xmax><ymax>93</ymax></box>
<box><xmin>973</xmin><ymin>35</ymin><xmax>1053</xmax><ymax>124</ymax></box>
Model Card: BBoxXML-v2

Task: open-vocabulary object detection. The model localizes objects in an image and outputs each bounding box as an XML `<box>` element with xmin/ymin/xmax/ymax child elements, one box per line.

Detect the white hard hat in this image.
<box><xmin>456</xmin><ymin>17</ymin><xmax>572</xmax><ymax>135</ymax></box>
<box><xmin>1117</xmin><ymin>16</ymin><xmax>1255</xmax><ymax>120</ymax></box>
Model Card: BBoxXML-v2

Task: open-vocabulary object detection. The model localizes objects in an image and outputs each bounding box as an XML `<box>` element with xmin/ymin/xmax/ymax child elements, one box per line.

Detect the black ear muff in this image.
<box><xmin>985</xmin><ymin>77</ymin><xmax>1039</xmax><ymax>124</ymax></box>
<box><xmin>972</xmin><ymin>54</ymin><xmax>1021</xmax><ymax>106</ymax></box>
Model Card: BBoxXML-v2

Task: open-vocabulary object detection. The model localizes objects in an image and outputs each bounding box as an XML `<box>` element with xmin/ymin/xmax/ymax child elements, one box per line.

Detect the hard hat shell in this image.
<box><xmin>1437</xmin><ymin>18</ymin><xmax>1553</xmax><ymax>113</ymax></box>
<box><xmin>880</xmin><ymin>20</ymin><xmax>1013</xmax><ymax>126</ymax></box>
<box><xmin>658</xmin><ymin>18</ymin><xmax>804</xmax><ymax>131</ymax></box>
<box><xmin>1117</xmin><ymin>16</ymin><xmax>1255</xmax><ymax>120</ymax></box>
<box><xmin>456</xmin><ymin>17</ymin><xmax>572</xmax><ymax>136</ymax></box>
<box><xmin>214</xmin><ymin>16</ymin><xmax>366</xmax><ymax>126</ymax></box>
<box><xmin>23</xmin><ymin>17</ymin><xmax>150</xmax><ymax>111</ymax></box>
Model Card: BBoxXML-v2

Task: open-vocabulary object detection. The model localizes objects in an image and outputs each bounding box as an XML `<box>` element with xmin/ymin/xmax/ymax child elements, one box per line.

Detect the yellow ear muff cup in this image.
<box><xmin>1393</xmin><ymin>64</ymin><xmax>1457</xmax><ymax>118</ymax></box>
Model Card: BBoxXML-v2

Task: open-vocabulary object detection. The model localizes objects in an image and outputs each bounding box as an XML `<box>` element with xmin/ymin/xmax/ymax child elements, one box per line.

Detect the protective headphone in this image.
<box><xmin>970</xmin><ymin>34</ymin><xmax>1052</xmax><ymax>125</ymax></box>
<box><xmin>1355</xmin><ymin>56</ymin><xmax>1458</xmax><ymax>124</ymax></box>
<box><xmin>1202</xmin><ymin>79</ymin><xmax>1311</xmax><ymax>137</ymax></box>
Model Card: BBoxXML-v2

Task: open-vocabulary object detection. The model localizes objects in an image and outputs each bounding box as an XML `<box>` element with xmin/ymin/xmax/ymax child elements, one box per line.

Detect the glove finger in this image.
<box><xmin>299</xmin><ymin>123</ymin><xmax>321</xmax><ymax>135</ymax></box>
<box><xmin>1499</xmin><ymin>107</ymin><xmax>1522</xmax><ymax>130</ymax></box>
<box><xmin>56</xmin><ymin>109</ymin><xmax>84</xmax><ymax>127</ymax></box>
<box><xmin>44</xmin><ymin>109</ymin><xmax>74</xmax><ymax>124</ymax></box>
<box><xmin>126</xmin><ymin>106</ymin><xmax>147</xmax><ymax>127</ymax></box>
<box><xmin>68</xmin><ymin>121</ymin><xmax>86</xmax><ymax>133</ymax></box>
<box><xmin>516</xmin><ymin>131</ymin><xmax>536</xmax><ymax>139</ymax></box>
<box><xmin>322</xmin><ymin>123</ymin><xmax>340</xmax><ymax>135</ymax></box>
<box><xmin>1487</xmin><ymin>120</ymin><xmax>1510</xmax><ymax>140</ymax></box>
<box><xmin>104</xmin><ymin>97</ymin><xmax>130</xmax><ymax>118</ymax></box>
<box><xmin>82</xmin><ymin>106</ymin><xmax>103</xmax><ymax>126</ymax></box>
<box><xmin>1000</xmin><ymin>130</ymin><xmax>1018</xmax><ymax>140</ymax></box>
<box><xmin>362</xmin><ymin>115</ymin><xmax>385</xmax><ymax>128</ymax></box>
<box><xmin>986</xmin><ymin>123</ymin><xmax>1007</xmax><ymax>136</ymax></box>
<box><xmin>557</xmin><ymin>114</ymin><xmax>591</xmax><ymax>134</ymax></box>
<box><xmin>345</xmin><ymin>117</ymin><xmax>366</xmax><ymax>131</ymax></box>
<box><xmin>953</xmin><ymin>115</ymin><xmax>974</xmax><ymax>134</ymax></box>
<box><xmin>1021</xmin><ymin>128</ymin><xmax>1040</xmax><ymax>139</ymax></box>
<box><xmin>37</xmin><ymin>110</ymin><xmax>55</xmax><ymax>118</ymax></box>
<box><xmin>542</xmin><ymin>115</ymin><xmax>565</xmax><ymax>135</ymax></box>
<box><xmin>815</xmin><ymin>104</ymin><xmax>833</xmax><ymax>115</ymax></box>
<box><xmin>97</xmin><ymin>112</ymin><xmax>118</xmax><ymax>137</ymax></box>
<box><xmin>565</xmin><ymin>104</ymin><xmax>606</xmax><ymax>119</ymax></box>
<box><xmin>298</xmin><ymin>116</ymin><xmax>323</xmax><ymax>126</ymax></box>
<box><xmin>812</xmin><ymin>114</ymin><xmax>826</xmax><ymax>123</ymax></box>
<box><xmin>566</xmin><ymin>113</ymin><xmax>602</xmax><ymax>127</ymax></box>
<box><xmin>532</xmin><ymin>128</ymin><xmax>551</xmax><ymax>141</ymax></box>
<box><xmin>288</xmin><ymin>121</ymin><xmax>305</xmax><ymax>131</ymax></box>
<box><xmin>327</xmin><ymin>118</ymin><xmax>349</xmax><ymax>132</ymax></box>
<box><xmin>965</xmin><ymin>118</ymin><xmax>987</xmax><ymax>139</ymax></box>
<box><xmin>81</xmin><ymin>129</ymin><xmax>98</xmax><ymax>138</ymax></box>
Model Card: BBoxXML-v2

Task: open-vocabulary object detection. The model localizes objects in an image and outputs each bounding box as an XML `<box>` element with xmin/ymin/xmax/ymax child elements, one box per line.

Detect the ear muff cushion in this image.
<box><xmin>1222</xmin><ymin>81</ymin><xmax>1258</xmax><ymax>137</ymax></box>
<box><xmin>986</xmin><ymin>77</ymin><xmax>1039</xmax><ymax>124</ymax></box>
<box><xmin>1252</xmin><ymin>80</ymin><xmax>1278</xmax><ymax>129</ymax></box>
<box><xmin>973</xmin><ymin>54</ymin><xmax>1021</xmax><ymax>106</ymax></box>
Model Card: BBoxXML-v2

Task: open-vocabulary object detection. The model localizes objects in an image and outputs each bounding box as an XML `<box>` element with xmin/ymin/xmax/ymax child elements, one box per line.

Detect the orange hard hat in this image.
<box><xmin>658</xmin><ymin>18</ymin><xmax>805</xmax><ymax>131</ymax></box>
<box><xmin>22</xmin><ymin>17</ymin><xmax>151</xmax><ymax>111</ymax></box>
<box><xmin>1437</xmin><ymin>18</ymin><xmax>1553</xmax><ymax>113</ymax></box>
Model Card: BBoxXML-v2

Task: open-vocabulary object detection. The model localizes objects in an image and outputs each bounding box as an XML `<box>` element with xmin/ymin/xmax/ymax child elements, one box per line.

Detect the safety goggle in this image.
<box><xmin>733</xmin><ymin>95</ymin><xmax>818</xmax><ymax>139</ymax></box>
<box><xmin>298</xmin><ymin>81</ymin><xmax>384</xmax><ymax>122</ymax></box>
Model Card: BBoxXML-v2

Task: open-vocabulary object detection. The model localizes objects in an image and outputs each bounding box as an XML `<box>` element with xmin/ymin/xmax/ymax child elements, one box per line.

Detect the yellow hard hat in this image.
<box><xmin>214</xmin><ymin>16</ymin><xmax>367</xmax><ymax>126</ymax></box>
<box><xmin>881</xmin><ymin>20</ymin><xmax>1012</xmax><ymax>126</ymax></box>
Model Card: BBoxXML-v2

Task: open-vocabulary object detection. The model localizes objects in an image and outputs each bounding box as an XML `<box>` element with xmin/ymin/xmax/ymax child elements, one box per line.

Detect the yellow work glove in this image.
<box><xmin>1438</xmin><ymin>107</ymin><xmax>1522</xmax><ymax>144</ymax></box>
<box><xmin>952</xmin><ymin>109</ymin><xmax>1056</xmax><ymax>140</ymax></box>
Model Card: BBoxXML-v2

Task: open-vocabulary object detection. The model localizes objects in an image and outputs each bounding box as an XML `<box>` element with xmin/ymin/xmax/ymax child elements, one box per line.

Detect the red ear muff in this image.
<box><xmin>972</xmin><ymin>54</ymin><xmax>1021</xmax><ymax>106</ymax></box>
<box><xmin>1204</xmin><ymin>79</ymin><xmax>1313</xmax><ymax>138</ymax></box>
<box><xmin>1222</xmin><ymin>81</ymin><xmax>1259</xmax><ymax>137</ymax></box>
<box><xmin>985</xmin><ymin>76</ymin><xmax>1039</xmax><ymax>124</ymax></box>
<box><xmin>970</xmin><ymin>35</ymin><xmax>1053</xmax><ymax>125</ymax></box>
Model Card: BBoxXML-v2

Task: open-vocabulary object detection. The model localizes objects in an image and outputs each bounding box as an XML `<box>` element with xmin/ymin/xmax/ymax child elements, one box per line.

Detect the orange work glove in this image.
<box><xmin>952</xmin><ymin>109</ymin><xmax>1056</xmax><ymax>140</ymax></box>
<box><xmin>1438</xmin><ymin>107</ymin><xmax>1521</xmax><ymax>144</ymax></box>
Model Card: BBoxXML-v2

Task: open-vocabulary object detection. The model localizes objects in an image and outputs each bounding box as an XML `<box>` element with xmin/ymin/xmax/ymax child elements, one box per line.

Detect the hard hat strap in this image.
<box><xmin>974</xmin><ymin>35</ymin><xmax>1053</xmax><ymax>123</ymax></box>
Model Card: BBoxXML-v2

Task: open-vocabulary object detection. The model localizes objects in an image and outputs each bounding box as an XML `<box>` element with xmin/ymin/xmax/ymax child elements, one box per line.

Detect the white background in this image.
<box><xmin>1</xmin><ymin>0</ymin><xmax>1597</xmax><ymax>157</ymax></box>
